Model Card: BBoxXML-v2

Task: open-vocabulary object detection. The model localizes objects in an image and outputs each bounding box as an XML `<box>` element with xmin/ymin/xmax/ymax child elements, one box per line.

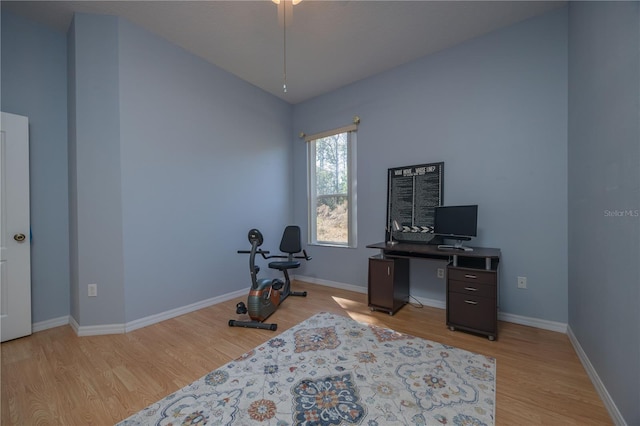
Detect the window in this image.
<box><xmin>307</xmin><ymin>128</ymin><xmax>357</xmax><ymax>247</ymax></box>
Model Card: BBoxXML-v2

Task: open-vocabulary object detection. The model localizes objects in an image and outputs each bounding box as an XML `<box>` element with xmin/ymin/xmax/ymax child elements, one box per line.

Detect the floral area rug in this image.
<box><xmin>117</xmin><ymin>312</ymin><xmax>495</xmax><ymax>426</ymax></box>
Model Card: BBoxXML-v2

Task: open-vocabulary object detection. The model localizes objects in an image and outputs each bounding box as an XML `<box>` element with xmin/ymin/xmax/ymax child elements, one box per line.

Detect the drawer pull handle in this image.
<box><xmin>464</xmin><ymin>274</ymin><xmax>477</xmax><ymax>279</ymax></box>
<box><xmin>464</xmin><ymin>287</ymin><xmax>478</xmax><ymax>291</ymax></box>
<box><xmin>464</xmin><ymin>300</ymin><xmax>478</xmax><ymax>305</ymax></box>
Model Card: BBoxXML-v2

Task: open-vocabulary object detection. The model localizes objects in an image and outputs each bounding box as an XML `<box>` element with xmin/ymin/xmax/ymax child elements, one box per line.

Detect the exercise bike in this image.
<box><xmin>229</xmin><ymin>227</ymin><xmax>311</xmax><ymax>331</ymax></box>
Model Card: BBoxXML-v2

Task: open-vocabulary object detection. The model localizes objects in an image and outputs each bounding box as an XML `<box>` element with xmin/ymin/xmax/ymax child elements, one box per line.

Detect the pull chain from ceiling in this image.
<box><xmin>283</xmin><ymin>1</ymin><xmax>287</xmax><ymax>93</ymax></box>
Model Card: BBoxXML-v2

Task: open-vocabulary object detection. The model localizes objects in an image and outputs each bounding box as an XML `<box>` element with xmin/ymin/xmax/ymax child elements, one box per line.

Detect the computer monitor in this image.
<box><xmin>434</xmin><ymin>205</ymin><xmax>478</xmax><ymax>251</ymax></box>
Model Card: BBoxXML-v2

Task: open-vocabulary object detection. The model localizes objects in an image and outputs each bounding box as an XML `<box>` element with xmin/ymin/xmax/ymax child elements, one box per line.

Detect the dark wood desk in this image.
<box><xmin>366</xmin><ymin>241</ymin><xmax>501</xmax><ymax>269</ymax></box>
<box><xmin>366</xmin><ymin>241</ymin><xmax>501</xmax><ymax>340</ymax></box>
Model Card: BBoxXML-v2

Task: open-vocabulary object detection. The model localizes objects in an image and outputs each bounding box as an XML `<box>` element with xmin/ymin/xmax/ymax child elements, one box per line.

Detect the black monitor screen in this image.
<box><xmin>434</xmin><ymin>205</ymin><xmax>478</xmax><ymax>240</ymax></box>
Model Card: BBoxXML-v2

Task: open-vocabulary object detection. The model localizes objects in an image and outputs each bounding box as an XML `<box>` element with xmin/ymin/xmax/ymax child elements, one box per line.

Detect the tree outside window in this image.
<box><xmin>308</xmin><ymin>130</ymin><xmax>356</xmax><ymax>247</ymax></box>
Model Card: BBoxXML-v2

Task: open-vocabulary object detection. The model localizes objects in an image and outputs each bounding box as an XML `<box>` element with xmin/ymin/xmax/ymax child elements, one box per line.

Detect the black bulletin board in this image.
<box><xmin>386</xmin><ymin>162</ymin><xmax>444</xmax><ymax>244</ymax></box>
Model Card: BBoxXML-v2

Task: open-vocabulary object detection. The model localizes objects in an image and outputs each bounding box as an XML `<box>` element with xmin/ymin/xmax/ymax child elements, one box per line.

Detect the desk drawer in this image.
<box><xmin>448</xmin><ymin>279</ymin><xmax>495</xmax><ymax>299</ymax></box>
<box><xmin>447</xmin><ymin>292</ymin><xmax>496</xmax><ymax>333</ymax></box>
<box><xmin>448</xmin><ymin>268</ymin><xmax>495</xmax><ymax>285</ymax></box>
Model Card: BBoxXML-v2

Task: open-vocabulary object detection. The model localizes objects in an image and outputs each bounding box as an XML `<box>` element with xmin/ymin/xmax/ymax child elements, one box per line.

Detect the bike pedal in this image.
<box><xmin>236</xmin><ymin>302</ymin><xmax>248</xmax><ymax>314</ymax></box>
<box><xmin>272</xmin><ymin>280</ymin><xmax>284</xmax><ymax>291</ymax></box>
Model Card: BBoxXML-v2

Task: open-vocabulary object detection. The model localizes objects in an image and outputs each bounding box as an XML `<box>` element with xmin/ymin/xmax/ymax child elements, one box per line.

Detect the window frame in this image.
<box><xmin>307</xmin><ymin>127</ymin><xmax>357</xmax><ymax>248</ymax></box>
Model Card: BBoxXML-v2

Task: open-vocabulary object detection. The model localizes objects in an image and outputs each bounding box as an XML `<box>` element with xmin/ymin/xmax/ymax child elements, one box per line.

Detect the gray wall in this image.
<box><xmin>116</xmin><ymin>18</ymin><xmax>294</xmax><ymax>322</ymax></box>
<box><xmin>568</xmin><ymin>2</ymin><xmax>640</xmax><ymax>424</ymax></box>
<box><xmin>1</xmin><ymin>11</ymin><xmax>70</xmax><ymax>324</ymax></box>
<box><xmin>5</xmin><ymin>10</ymin><xmax>293</xmax><ymax>327</ymax></box>
<box><xmin>68</xmin><ymin>14</ymin><xmax>125</xmax><ymax>326</ymax></box>
<box><xmin>292</xmin><ymin>7</ymin><xmax>569</xmax><ymax>322</ymax></box>
<box><xmin>66</xmin><ymin>11</ymin><xmax>78</xmax><ymax>322</ymax></box>
<box><xmin>69</xmin><ymin>14</ymin><xmax>293</xmax><ymax>326</ymax></box>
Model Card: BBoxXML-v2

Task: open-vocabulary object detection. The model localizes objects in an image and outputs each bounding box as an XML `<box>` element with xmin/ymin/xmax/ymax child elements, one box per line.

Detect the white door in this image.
<box><xmin>0</xmin><ymin>112</ymin><xmax>31</xmax><ymax>342</ymax></box>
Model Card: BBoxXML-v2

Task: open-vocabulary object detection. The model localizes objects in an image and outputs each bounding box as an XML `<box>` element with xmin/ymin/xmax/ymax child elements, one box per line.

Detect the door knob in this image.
<box><xmin>13</xmin><ymin>233</ymin><xmax>26</xmax><ymax>242</ymax></box>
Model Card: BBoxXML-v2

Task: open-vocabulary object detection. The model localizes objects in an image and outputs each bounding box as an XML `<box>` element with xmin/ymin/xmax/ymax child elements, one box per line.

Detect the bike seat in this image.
<box><xmin>268</xmin><ymin>226</ymin><xmax>304</xmax><ymax>272</ymax></box>
<box><xmin>268</xmin><ymin>260</ymin><xmax>300</xmax><ymax>271</ymax></box>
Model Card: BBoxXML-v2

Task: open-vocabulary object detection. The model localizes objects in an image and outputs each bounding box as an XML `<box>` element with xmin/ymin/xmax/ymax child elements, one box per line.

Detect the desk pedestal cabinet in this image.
<box><xmin>366</xmin><ymin>242</ymin><xmax>501</xmax><ymax>340</ymax></box>
<box><xmin>368</xmin><ymin>255</ymin><xmax>409</xmax><ymax>315</ymax></box>
<box><xmin>447</xmin><ymin>259</ymin><xmax>498</xmax><ymax>341</ymax></box>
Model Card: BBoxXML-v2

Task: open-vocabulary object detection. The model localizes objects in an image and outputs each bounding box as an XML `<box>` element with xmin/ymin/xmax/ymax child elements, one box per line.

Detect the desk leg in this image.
<box><xmin>452</xmin><ymin>255</ymin><xmax>458</xmax><ymax>267</ymax></box>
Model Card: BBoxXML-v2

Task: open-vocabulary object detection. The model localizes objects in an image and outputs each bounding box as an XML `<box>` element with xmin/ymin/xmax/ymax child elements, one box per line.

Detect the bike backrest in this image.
<box><xmin>279</xmin><ymin>225</ymin><xmax>302</xmax><ymax>254</ymax></box>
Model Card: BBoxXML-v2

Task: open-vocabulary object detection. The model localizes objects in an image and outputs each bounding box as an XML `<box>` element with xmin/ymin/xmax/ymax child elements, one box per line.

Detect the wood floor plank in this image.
<box><xmin>1</xmin><ymin>281</ymin><xmax>612</xmax><ymax>425</ymax></box>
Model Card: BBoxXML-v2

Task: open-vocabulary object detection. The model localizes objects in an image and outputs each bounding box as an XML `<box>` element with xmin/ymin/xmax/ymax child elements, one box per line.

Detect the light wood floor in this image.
<box><xmin>2</xmin><ymin>281</ymin><xmax>612</xmax><ymax>425</ymax></box>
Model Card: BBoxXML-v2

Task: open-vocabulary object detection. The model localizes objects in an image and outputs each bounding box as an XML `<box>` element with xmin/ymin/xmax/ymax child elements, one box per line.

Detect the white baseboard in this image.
<box><xmin>408</xmin><ymin>295</ymin><xmax>446</xmax><ymax>310</ymax></box>
<box><xmin>32</xmin><ymin>315</ymin><xmax>70</xmax><ymax>333</ymax></box>
<box><xmin>124</xmin><ymin>289</ymin><xmax>247</xmax><ymax>333</ymax></box>
<box><xmin>497</xmin><ymin>311</ymin><xmax>567</xmax><ymax>333</ymax></box>
<box><xmin>68</xmin><ymin>316</ymin><xmax>79</xmax><ymax>334</ymax></box>
<box><xmin>567</xmin><ymin>326</ymin><xmax>626</xmax><ymax>426</ymax></box>
<box><xmin>66</xmin><ymin>288</ymin><xmax>248</xmax><ymax>337</ymax></box>
<box><xmin>294</xmin><ymin>275</ymin><xmax>367</xmax><ymax>294</ymax></box>
<box><xmin>70</xmin><ymin>316</ymin><xmax>125</xmax><ymax>336</ymax></box>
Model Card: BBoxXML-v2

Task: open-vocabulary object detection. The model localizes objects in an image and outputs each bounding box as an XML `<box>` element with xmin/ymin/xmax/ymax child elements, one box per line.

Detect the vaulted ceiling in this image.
<box><xmin>2</xmin><ymin>1</ymin><xmax>565</xmax><ymax>104</ymax></box>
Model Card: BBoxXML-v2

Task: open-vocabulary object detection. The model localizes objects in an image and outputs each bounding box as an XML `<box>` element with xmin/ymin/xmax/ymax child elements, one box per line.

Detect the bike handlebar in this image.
<box><xmin>238</xmin><ymin>249</ymin><xmax>311</xmax><ymax>261</ymax></box>
<box><xmin>237</xmin><ymin>249</ymin><xmax>271</xmax><ymax>259</ymax></box>
<box><xmin>301</xmin><ymin>250</ymin><xmax>312</xmax><ymax>261</ymax></box>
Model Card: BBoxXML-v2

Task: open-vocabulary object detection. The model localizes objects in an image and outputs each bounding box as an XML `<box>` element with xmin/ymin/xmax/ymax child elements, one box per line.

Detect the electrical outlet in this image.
<box><xmin>437</xmin><ymin>268</ymin><xmax>445</xmax><ymax>279</ymax></box>
<box><xmin>517</xmin><ymin>276</ymin><xmax>527</xmax><ymax>289</ymax></box>
<box><xmin>88</xmin><ymin>283</ymin><xmax>97</xmax><ymax>297</ymax></box>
